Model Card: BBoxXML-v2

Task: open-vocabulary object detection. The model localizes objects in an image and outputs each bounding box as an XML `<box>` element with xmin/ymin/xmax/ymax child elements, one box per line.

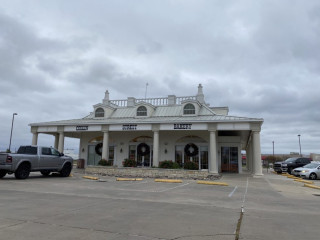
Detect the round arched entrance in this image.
<box><xmin>87</xmin><ymin>136</ymin><xmax>115</xmax><ymax>166</ymax></box>
<box><xmin>175</xmin><ymin>136</ymin><xmax>208</xmax><ymax>170</ymax></box>
<box><xmin>129</xmin><ymin>136</ymin><xmax>153</xmax><ymax>167</ymax></box>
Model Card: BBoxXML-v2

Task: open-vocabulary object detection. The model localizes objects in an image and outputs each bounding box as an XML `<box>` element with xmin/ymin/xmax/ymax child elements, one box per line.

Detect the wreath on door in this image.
<box><xmin>95</xmin><ymin>143</ymin><xmax>103</xmax><ymax>156</ymax></box>
<box><xmin>184</xmin><ymin>143</ymin><xmax>199</xmax><ymax>157</ymax></box>
<box><xmin>137</xmin><ymin>143</ymin><xmax>150</xmax><ymax>156</ymax></box>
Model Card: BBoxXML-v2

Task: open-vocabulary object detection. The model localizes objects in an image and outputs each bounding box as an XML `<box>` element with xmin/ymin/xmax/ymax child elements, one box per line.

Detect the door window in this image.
<box><xmin>221</xmin><ymin>146</ymin><xmax>238</xmax><ymax>173</ymax></box>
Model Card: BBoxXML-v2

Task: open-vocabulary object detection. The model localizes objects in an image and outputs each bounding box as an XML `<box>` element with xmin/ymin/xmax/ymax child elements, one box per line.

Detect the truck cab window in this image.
<box><xmin>51</xmin><ymin>148</ymin><xmax>60</xmax><ymax>156</ymax></box>
<box><xmin>42</xmin><ymin>148</ymin><xmax>52</xmax><ymax>155</ymax></box>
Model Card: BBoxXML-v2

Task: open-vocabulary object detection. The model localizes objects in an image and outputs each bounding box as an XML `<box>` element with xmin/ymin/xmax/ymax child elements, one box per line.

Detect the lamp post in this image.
<box><xmin>298</xmin><ymin>134</ymin><xmax>301</xmax><ymax>157</ymax></box>
<box><xmin>272</xmin><ymin>141</ymin><xmax>274</xmax><ymax>157</ymax></box>
<box><xmin>8</xmin><ymin>113</ymin><xmax>18</xmax><ymax>152</ymax></box>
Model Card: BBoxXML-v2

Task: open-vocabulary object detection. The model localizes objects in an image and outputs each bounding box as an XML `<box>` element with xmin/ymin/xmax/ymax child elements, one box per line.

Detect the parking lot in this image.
<box><xmin>1</xmin><ymin>170</ymin><xmax>320</xmax><ymax>240</ymax></box>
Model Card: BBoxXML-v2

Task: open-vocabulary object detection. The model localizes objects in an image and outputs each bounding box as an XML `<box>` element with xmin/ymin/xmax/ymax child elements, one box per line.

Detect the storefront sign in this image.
<box><xmin>160</xmin><ymin>123</ymin><xmax>207</xmax><ymax>130</ymax></box>
<box><xmin>76</xmin><ymin>126</ymin><xmax>89</xmax><ymax>131</ymax></box>
<box><xmin>174</xmin><ymin>124</ymin><xmax>192</xmax><ymax>129</ymax></box>
<box><xmin>122</xmin><ymin>124</ymin><xmax>137</xmax><ymax>130</ymax></box>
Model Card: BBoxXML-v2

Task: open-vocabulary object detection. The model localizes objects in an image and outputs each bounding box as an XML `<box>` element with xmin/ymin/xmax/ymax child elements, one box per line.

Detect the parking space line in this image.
<box><xmin>156</xmin><ymin>182</ymin><xmax>190</xmax><ymax>192</ymax></box>
<box><xmin>228</xmin><ymin>186</ymin><xmax>238</xmax><ymax>197</ymax></box>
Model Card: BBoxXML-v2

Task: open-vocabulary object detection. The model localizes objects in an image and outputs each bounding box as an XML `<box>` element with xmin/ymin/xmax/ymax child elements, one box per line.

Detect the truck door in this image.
<box><xmin>39</xmin><ymin>147</ymin><xmax>60</xmax><ymax>169</ymax></box>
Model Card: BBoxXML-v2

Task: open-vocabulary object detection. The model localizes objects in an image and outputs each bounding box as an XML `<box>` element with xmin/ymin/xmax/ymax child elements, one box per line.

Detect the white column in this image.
<box><xmin>153</xmin><ymin>130</ymin><xmax>159</xmax><ymax>167</ymax></box>
<box><xmin>54</xmin><ymin>134</ymin><xmax>59</xmax><ymax>149</ymax></box>
<box><xmin>252</xmin><ymin>131</ymin><xmax>263</xmax><ymax>176</ymax></box>
<box><xmin>209</xmin><ymin>130</ymin><xmax>218</xmax><ymax>174</ymax></box>
<box><xmin>32</xmin><ymin>133</ymin><xmax>38</xmax><ymax>145</ymax></box>
<box><xmin>58</xmin><ymin>132</ymin><xmax>64</xmax><ymax>153</ymax></box>
<box><xmin>102</xmin><ymin>131</ymin><xmax>109</xmax><ymax>160</ymax></box>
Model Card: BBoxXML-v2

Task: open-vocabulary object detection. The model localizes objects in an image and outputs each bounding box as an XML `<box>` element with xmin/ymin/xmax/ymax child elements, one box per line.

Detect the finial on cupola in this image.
<box><xmin>103</xmin><ymin>90</ymin><xmax>110</xmax><ymax>105</ymax></box>
<box><xmin>196</xmin><ymin>84</ymin><xmax>205</xmax><ymax>104</ymax></box>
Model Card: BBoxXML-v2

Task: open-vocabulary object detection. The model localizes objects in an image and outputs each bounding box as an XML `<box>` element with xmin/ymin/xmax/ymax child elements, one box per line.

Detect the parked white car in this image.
<box><xmin>292</xmin><ymin>162</ymin><xmax>320</xmax><ymax>180</ymax></box>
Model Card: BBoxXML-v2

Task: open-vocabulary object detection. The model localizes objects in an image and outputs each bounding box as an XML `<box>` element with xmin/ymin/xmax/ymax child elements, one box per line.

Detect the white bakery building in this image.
<box><xmin>29</xmin><ymin>84</ymin><xmax>264</xmax><ymax>175</ymax></box>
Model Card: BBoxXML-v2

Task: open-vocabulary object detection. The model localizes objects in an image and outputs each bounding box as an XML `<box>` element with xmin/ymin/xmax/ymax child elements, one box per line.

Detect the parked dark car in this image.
<box><xmin>273</xmin><ymin>157</ymin><xmax>312</xmax><ymax>174</ymax></box>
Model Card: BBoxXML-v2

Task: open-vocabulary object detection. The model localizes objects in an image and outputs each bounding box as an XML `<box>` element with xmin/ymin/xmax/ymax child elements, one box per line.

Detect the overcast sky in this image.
<box><xmin>1</xmin><ymin>0</ymin><xmax>319</xmax><ymax>156</ymax></box>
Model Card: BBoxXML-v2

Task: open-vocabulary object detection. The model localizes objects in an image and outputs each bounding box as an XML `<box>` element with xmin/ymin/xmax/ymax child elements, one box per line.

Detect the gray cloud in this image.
<box><xmin>0</xmin><ymin>0</ymin><xmax>320</xmax><ymax>156</ymax></box>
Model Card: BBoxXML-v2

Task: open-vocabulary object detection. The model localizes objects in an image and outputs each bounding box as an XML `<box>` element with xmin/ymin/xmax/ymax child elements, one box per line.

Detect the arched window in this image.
<box><xmin>137</xmin><ymin>106</ymin><xmax>147</xmax><ymax>116</ymax></box>
<box><xmin>184</xmin><ymin>104</ymin><xmax>195</xmax><ymax>114</ymax></box>
<box><xmin>95</xmin><ymin>108</ymin><xmax>105</xmax><ymax>117</ymax></box>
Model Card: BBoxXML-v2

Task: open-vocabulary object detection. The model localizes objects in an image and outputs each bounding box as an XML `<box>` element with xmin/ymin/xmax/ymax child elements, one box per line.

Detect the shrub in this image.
<box><xmin>184</xmin><ymin>161</ymin><xmax>199</xmax><ymax>170</ymax></box>
<box><xmin>123</xmin><ymin>159</ymin><xmax>137</xmax><ymax>167</ymax></box>
<box><xmin>98</xmin><ymin>159</ymin><xmax>107</xmax><ymax>166</ymax></box>
<box><xmin>159</xmin><ymin>160</ymin><xmax>181</xmax><ymax>169</ymax></box>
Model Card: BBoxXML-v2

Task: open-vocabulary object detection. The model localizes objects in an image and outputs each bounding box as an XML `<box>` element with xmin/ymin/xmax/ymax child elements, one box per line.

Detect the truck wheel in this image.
<box><xmin>40</xmin><ymin>170</ymin><xmax>51</xmax><ymax>176</ymax></box>
<box><xmin>288</xmin><ymin>168</ymin><xmax>293</xmax><ymax>174</ymax></box>
<box><xmin>15</xmin><ymin>163</ymin><xmax>31</xmax><ymax>179</ymax></box>
<box><xmin>309</xmin><ymin>173</ymin><xmax>317</xmax><ymax>180</ymax></box>
<box><xmin>60</xmin><ymin>163</ymin><xmax>72</xmax><ymax>177</ymax></box>
<box><xmin>0</xmin><ymin>170</ymin><xmax>7</xmax><ymax>178</ymax></box>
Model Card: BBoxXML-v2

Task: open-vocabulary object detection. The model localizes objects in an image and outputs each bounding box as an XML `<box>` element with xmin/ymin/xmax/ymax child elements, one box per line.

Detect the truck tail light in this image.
<box><xmin>6</xmin><ymin>156</ymin><xmax>13</xmax><ymax>163</ymax></box>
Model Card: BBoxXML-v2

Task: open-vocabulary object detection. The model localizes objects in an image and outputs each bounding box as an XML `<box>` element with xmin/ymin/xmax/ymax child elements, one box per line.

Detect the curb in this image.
<box><xmin>287</xmin><ymin>176</ymin><xmax>299</xmax><ymax>179</ymax></box>
<box><xmin>116</xmin><ymin>178</ymin><xmax>144</xmax><ymax>181</ymax></box>
<box><xmin>294</xmin><ymin>179</ymin><xmax>314</xmax><ymax>184</ymax></box>
<box><xmin>303</xmin><ymin>184</ymin><xmax>320</xmax><ymax>190</ymax></box>
<box><xmin>154</xmin><ymin>179</ymin><xmax>183</xmax><ymax>183</ymax></box>
<box><xmin>197</xmin><ymin>180</ymin><xmax>229</xmax><ymax>186</ymax></box>
<box><xmin>83</xmin><ymin>176</ymin><xmax>99</xmax><ymax>180</ymax></box>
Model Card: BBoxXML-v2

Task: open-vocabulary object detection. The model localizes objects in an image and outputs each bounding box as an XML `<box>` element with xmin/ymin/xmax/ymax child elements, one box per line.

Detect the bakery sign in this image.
<box><xmin>76</xmin><ymin>126</ymin><xmax>89</xmax><ymax>131</ymax></box>
<box><xmin>122</xmin><ymin>124</ymin><xmax>137</xmax><ymax>130</ymax></box>
<box><xmin>174</xmin><ymin>124</ymin><xmax>192</xmax><ymax>130</ymax></box>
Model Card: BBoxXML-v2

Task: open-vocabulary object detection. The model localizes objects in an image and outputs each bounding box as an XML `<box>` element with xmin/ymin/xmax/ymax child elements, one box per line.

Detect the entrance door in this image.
<box><xmin>221</xmin><ymin>146</ymin><xmax>238</xmax><ymax>173</ymax></box>
<box><xmin>129</xmin><ymin>144</ymin><xmax>153</xmax><ymax>167</ymax></box>
<box><xmin>175</xmin><ymin>145</ymin><xmax>208</xmax><ymax>170</ymax></box>
<box><xmin>88</xmin><ymin>145</ymin><xmax>101</xmax><ymax>166</ymax></box>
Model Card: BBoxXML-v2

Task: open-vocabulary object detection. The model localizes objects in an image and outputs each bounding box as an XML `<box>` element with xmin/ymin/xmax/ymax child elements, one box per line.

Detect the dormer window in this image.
<box><xmin>95</xmin><ymin>108</ymin><xmax>105</xmax><ymax>117</ymax></box>
<box><xmin>137</xmin><ymin>106</ymin><xmax>147</xmax><ymax>116</ymax></box>
<box><xmin>184</xmin><ymin>104</ymin><xmax>195</xmax><ymax>115</ymax></box>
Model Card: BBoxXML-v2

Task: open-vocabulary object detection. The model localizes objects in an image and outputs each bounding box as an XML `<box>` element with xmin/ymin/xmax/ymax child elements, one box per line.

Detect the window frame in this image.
<box><xmin>137</xmin><ymin>106</ymin><xmax>147</xmax><ymax>116</ymax></box>
<box><xmin>183</xmin><ymin>103</ymin><xmax>196</xmax><ymax>115</ymax></box>
<box><xmin>95</xmin><ymin>108</ymin><xmax>105</xmax><ymax>118</ymax></box>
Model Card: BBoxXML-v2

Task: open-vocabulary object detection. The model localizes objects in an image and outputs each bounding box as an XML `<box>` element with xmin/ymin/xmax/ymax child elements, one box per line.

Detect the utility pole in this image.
<box><xmin>298</xmin><ymin>134</ymin><xmax>302</xmax><ymax>156</ymax></box>
<box><xmin>145</xmin><ymin>83</ymin><xmax>149</xmax><ymax>99</ymax></box>
<box><xmin>9</xmin><ymin>113</ymin><xmax>18</xmax><ymax>152</ymax></box>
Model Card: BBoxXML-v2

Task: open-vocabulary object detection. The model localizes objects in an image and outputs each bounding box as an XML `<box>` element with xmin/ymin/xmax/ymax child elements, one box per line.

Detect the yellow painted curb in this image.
<box><xmin>69</xmin><ymin>174</ymin><xmax>73</xmax><ymax>177</ymax></box>
<box><xmin>154</xmin><ymin>179</ymin><xmax>183</xmax><ymax>183</ymax></box>
<box><xmin>83</xmin><ymin>176</ymin><xmax>99</xmax><ymax>180</ymax></box>
<box><xmin>287</xmin><ymin>176</ymin><xmax>299</xmax><ymax>179</ymax></box>
<box><xmin>294</xmin><ymin>179</ymin><xmax>314</xmax><ymax>184</ymax></box>
<box><xmin>197</xmin><ymin>181</ymin><xmax>229</xmax><ymax>186</ymax></box>
<box><xmin>304</xmin><ymin>184</ymin><xmax>320</xmax><ymax>190</ymax></box>
<box><xmin>116</xmin><ymin>178</ymin><xmax>144</xmax><ymax>181</ymax></box>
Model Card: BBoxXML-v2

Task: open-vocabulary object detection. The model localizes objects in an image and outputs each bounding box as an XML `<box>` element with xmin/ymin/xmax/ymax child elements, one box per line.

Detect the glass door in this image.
<box><xmin>88</xmin><ymin>145</ymin><xmax>101</xmax><ymax>166</ymax></box>
<box><xmin>175</xmin><ymin>145</ymin><xmax>208</xmax><ymax>170</ymax></box>
<box><xmin>221</xmin><ymin>146</ymin><xmax>238</xmax><ymax>173</ymax></box>
<box><xmin>129</xmin><ymin>144</ymin><xmax>153</xmax><ymax>167</ymax></box>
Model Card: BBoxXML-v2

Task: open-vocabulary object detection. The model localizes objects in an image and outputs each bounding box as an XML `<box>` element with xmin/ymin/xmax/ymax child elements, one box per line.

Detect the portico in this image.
<box><xmin>29</xmin><ymin>84</ymin><xmax>264</xmax><ymax>176</ymax></box>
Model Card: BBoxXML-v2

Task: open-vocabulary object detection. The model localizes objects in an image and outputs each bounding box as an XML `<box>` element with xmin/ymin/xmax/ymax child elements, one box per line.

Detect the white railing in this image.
<box><xmin>136</xmin><ymin>97</ymin><xmax>168</xmax><ymax>106</ymax></box>
<box><xmin>110</xmin><ymin>95</ymin><xmax>196</xmax><ymax>107</ymax></box>
<box><xmin>176</xmin><ymin>96</ymin><xmax>196</xmax><ymax>104</ymax></box>
<box><xmin>110</xmin><ymin>100</ymin><xmax>127</xmax><ymax>107</ymax></box>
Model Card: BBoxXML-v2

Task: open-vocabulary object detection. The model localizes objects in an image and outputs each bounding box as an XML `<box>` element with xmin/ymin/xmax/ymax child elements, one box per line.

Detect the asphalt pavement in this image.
<box><xmin>0</xmin><ymin>169</ymin><xmax>319</xmax><ymax>240</ymax></box>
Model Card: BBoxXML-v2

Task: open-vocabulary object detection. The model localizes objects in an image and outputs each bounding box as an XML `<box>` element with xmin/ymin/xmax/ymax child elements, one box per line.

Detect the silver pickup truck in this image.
<box><xmin>0</xmin><ymin>145</ymin><xmax>73</xmax><ymax>179</ymax></box>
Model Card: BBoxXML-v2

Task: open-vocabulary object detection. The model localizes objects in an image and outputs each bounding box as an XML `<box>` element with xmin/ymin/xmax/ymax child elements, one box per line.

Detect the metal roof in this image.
<box><xmin>30</xmin><ymin>114</ymin><xmax>263</xmax><ymax>126</ymax></box>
